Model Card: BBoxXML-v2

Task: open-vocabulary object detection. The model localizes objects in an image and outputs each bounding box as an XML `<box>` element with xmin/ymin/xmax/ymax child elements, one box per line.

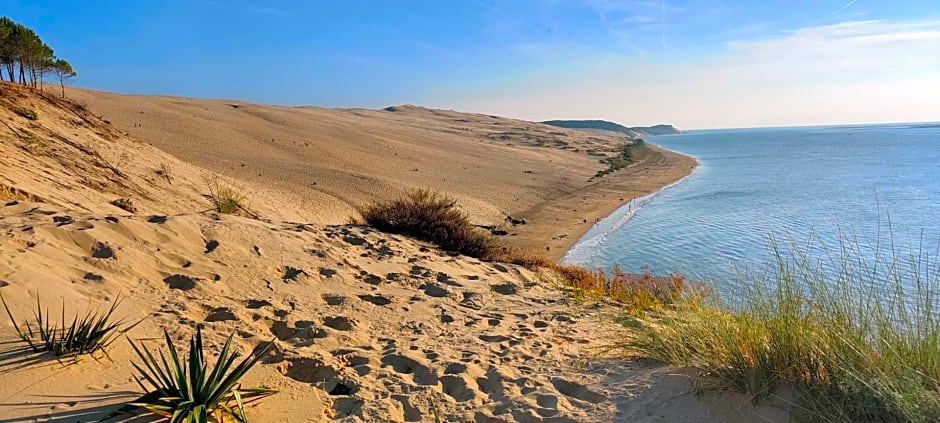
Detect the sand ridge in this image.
<box><xmin>65</xmin><ymin>87</ymin><xmax>695</xmax><ymax>257</ymax></box>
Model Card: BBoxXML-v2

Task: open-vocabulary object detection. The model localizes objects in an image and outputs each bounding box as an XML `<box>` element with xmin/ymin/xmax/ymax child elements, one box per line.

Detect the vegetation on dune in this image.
<box><xmin>127</xmin><ymin>327</ymin><xmax>276</xmax><ymax>422</ymax></box>
<box><xmin>0</xmin><ymin>294</ymin><xmax>140</xmax><ymax>358</ymax></box>
<box><xmin>618</xmin><ymin>236</ymin><xmax>940</xmax><ymax>422</ymax></box>
<box><xmin>11</xmin><ymin>104</ymin><xmax>37</xmax><ymax>120</ymax></box>
<box><xmin>362</xmin><ymin>188</ymin><xmax>496</xmax><ymax>258</ymax></box>
<box><xmin>207</xmin><ymin>178</ymin><xmax>254</xmax><ymax>217</ymax></box>
<box><xmin>361</xmin><ymin>189</ymin><xmax>693</xmax><ymax>312</ymax></box>
<box><xmin>0</xmin><ymin>16</ymin><xmax>76</xmax><ymax>94</ymax></box>
<box><xmin>593</xmin><ymin>139</ymin><xmax>651</xmax><ymax>179</ymax></box>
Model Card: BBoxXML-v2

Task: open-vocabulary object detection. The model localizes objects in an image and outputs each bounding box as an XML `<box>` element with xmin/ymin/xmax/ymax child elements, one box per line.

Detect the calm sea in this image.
<box><xmin>563</xmin><ymin>123</ymin><xmax>940</xmax><ymax>287</ymax></box>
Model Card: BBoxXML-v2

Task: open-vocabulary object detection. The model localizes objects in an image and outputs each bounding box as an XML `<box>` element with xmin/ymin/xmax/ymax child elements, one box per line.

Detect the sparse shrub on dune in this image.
<box><xmin>207</xmin><ymin>178</ymin><xmax>255</xmax><ymax>217</ymax></box>
<box><xmin>362</xmin><ymin>189</ymin><xmax>495</xmax><ymax>258</ymax></box>
<box><xmin>0</xmin><ymin>294</ymin><xmax>139</xmax><ymax>358</ymax></box>
<box><xmin>549</xmin><ymin>264</ymin><xmax>693</xmax><ymax>313</ymax></box>
<box><xmin>127</xmin><ymin>327</ymin><xmax>276</xmax><ymax>422</ymax></box>
<box><xmin>158</xmin><ymin>162</ymin><xmax>173</xmax><ymax>184</ymax></box>
<box><xmin>12</xmin><ymin>105</ymin><xmax>37</xmax><ymax>120</ymax></box>
<box><xmin>361</xmin><ymin>189</ymin><xmax>694</xmax><ymax>313</ymax></box>
<box><xmin>110</xmin><ymin>197</ymin><xmax>137</xmax><ymax>213</ymax></box>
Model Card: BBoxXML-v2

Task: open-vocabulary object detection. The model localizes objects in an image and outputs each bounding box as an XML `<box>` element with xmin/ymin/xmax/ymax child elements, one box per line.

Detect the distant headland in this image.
<box><xmin>543</xmin><ymin>119</ymin><xmax>681</xmax><ymax>138</ymax></box>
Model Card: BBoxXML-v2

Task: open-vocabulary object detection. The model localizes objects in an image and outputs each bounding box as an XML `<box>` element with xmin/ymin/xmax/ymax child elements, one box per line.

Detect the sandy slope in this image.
<box><xmin>0</xmin><ymin>204</ymin><xmax>786</xmax><ymax>422</ymax></box>
<box><xmin>66</xmin><ymin>87</ymin><xmax>695</xmax><ymax>257</ymax></box>
<box><xmin>0</xmin><ymin>84</ymin><xmax>786</xmax><ymax>422</ymax></box>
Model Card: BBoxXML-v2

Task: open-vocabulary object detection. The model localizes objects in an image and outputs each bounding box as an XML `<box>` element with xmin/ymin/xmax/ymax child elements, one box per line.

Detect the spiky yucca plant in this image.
<box><xmin>1</xmin><ymin>294</ymin><xmax>137</xmax><ymax>358</ymax></box>
<box><xmin>128</xmin><ymin>327</ymin><xmax>276</xmax><ymax>422</ymax></box>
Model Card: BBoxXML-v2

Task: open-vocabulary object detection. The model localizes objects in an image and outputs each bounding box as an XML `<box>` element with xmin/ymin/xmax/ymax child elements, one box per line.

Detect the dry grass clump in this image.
<box><xmin>157</xmin><ymin>162</ymin><xmax>173</xmax><ymax>184</ymax></box>
<box><xmin>12</xmin><ymin>105</ymin><xmax>37</xmax><ymax>120</ymax></box>
<box><xmin>621</xmin><ymin>238</ymin><xmax>940</xmax><ymax>422</ymax></box>
<box><xmin>362</xmin><ymin>189</ymin><xmax>495</xmax><ymax>258</ymax></box>
<box><xmin>110</xmin><ymin>198</ymin><xmax>137</xmax><ymax>213</ymax></box>
<box><xmin>207</xmin><ymin>179</ymin><xmax>254</xmax><ymax>217</ymax></box>
<box><xmin>362</xmin><ymin>189</ymin><xmax>693</xmax><ymax>313</ymax></box>
<box><xmin>0</xmin><ymin>183</ymin><xmax>38</xmax><ymax>202</ymax></box>
<box><xmin>550</xmin><ymin>264</ymin><xmax>692</xmax><ymax>313</ymax></box>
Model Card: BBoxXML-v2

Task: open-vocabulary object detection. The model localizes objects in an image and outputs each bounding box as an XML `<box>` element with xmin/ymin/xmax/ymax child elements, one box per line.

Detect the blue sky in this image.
<box><xmin>5</xmin><ymin>0</ymin><xmax>940</xmax><ymax>128</ymax></box>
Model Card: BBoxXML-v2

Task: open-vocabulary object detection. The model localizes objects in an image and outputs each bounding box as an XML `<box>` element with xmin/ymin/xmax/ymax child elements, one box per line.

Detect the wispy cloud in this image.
<box><xmin>584</xmin><ymin>0</ymin><xmax>678</xmax><ymax>50</ymax></box>
<box><xmin>434</xmin><ymin>19</ymin><xmax>940</xmax><ymax>129</ymax></box>
<box><xmin>832</xmin><ymin>0</ymin><xmax>859</xmax><ymax>16</ymax></box>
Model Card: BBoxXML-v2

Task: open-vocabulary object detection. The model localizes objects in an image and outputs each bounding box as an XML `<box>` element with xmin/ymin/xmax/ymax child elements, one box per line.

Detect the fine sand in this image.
<box><xmin>0</xmin><ymin>83</ymin><xmax>787</xmax><ymax>422</ymax></box>
<box><xmin>65</xmin><ymin>87</ymin><xmax>696</xmax><ymax>259</ymax></box>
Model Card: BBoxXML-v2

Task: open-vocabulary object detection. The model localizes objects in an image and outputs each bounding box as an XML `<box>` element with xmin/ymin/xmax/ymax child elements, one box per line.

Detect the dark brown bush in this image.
<box><xmin>361</xmin><ymin>189</ymin><xmax>495</xmax><ymax>258</ymax></box>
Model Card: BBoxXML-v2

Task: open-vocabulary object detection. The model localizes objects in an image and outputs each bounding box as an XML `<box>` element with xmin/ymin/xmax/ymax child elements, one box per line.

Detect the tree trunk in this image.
<box><xmin>59</xmin><ymin>79</ymin><xmax>64</xmax><ymax>97</ymax></box>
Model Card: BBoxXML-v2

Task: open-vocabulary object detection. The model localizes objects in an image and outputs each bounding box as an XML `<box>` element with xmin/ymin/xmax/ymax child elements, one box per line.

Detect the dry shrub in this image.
<box><xmin>551</xmin><ymin>264</ymin><xmax>691</xmax><ymax>313</ymax></box>
<box><xmin>157</xmin><ymin>162</ymin><xmax>173</xmax><ymax>184</ymax></box>
<box><xmin>206</xmin><ymin>177</ymin><xmax>255</xmax><ymax>217</ymax></box>
<box><xmin>0</xmin><ymin>184</ymin><xmax>39</xmax><ymax>202</ymax></box>
<box><xmin>361</xmin><ymin>189</ymin><xmax>693</xmax><ymax>314</ymax></box>
<box><xmin>362</xmin><ymin>189</ymin><xmax>495</xmax><ymax>258</ymax></box>
<box><xmin>110</xmin><ymin>198</ymin><xmax>137</xmax><ymax>213</ymax></box>
<box><xmin>12</xmin><ymin>105</ymin><xmax>37</xmax><ymax>120</ymax></box>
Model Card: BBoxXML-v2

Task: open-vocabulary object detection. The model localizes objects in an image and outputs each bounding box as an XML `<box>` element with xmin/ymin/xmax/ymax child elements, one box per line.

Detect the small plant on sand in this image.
<box><xmin>128</xmin><ymin>327</ymin><xmax>276</xmax><ymax>422</ymax></box>
<box><xmin>111</xmin><ymin>197</ymin><xmax>138</xmax><ymax>213</ymax></box>
<box><xmin>158</xmin><ymin>162</ymin><xmax>173</xmax><ymax>184</ymax></box>
<box><xmin>207</xmin><ymin>178</ymin><xmax>254</xmax><ymax>217</ymax></box>
<box><xmin>0</xmin><ymin>294</ymin><xmax>139</xmax><ymax>358</ymax></box>
<box><xmin>12</xmin><ymin>105</ymin><xmax>37</xmax><ymax>120</ymax></box>
<box><xmin>362</xmin><ymin>189</ymin><xmax>495</xmax><ymax>258</ymax></box>
<box><xmin>550</xmin><ymin>264</ymin><xmax>693</xmax><ymax>314</ymax></box>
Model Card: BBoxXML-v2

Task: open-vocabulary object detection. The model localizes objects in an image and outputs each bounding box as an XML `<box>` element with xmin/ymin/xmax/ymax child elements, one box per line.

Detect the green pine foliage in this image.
<box><xmin>0</xmin><ymin>16</ymin><xmax>76</xmax><ymax>93</ymax></box>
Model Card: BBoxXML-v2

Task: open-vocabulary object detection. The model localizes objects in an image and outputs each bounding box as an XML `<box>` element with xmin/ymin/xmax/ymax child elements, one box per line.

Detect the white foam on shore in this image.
<box><xmin>561</xmin><ymin>146</ymin><xmax>701</xmax><ymax>266</ymax></box>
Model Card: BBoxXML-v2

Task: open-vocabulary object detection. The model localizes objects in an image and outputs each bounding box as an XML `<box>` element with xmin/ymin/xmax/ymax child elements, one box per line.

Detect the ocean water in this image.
<box><xmin>563</xmin><ymin>123</ymin><xmax>940</xmax><ymax>287</ymax></box>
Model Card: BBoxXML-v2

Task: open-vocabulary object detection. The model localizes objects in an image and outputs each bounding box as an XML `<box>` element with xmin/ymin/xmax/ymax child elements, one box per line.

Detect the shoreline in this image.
<box><xmin>501</xmin><ymin>143</ymin><xmax>699</xmax><ymax>262</ymax></box>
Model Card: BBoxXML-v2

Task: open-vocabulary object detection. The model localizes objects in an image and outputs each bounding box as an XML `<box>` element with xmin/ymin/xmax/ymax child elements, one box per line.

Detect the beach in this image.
<box><xmin>0</xmin><ymin>83</ymin><xmax>762</xmax><ymax>423</ymax></box>
<box><xmin>65</xmin><ymin>87</ymin><xmax>698</xmax><ymax>261</ymax></box>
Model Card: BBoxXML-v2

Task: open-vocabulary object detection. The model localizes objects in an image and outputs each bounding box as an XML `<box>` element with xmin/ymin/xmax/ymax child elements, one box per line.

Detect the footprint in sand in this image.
<box><xmin>246</xmin><ymin>299</ymin><xmax>272</xmax><ymax>309</ymax></box>
<box><xmin>322</xmin><ymin>294</ymin><xmax>347</xmax><ymax>306</ymax></box>
<box><xmin>52</xmin><ymin>215</ymin><xmax>73</xmax><ymax>226</ymax></box>
<box><xmin>380</xmin><ymin>354</ymin><xmax>438</xmax><ymax>385</ymax></box>
<box><xmin>83</xmin><ymin>272</ymin><xmax>103</xmax><ymax>282</ymax></box>
<box><xmin>358</xmin><ymin>294</ymin><xmax>392</xmax><ymax>306</ymax></box>
<box><xmin>390</xmin><ymin>395</ymin><xmax>422</xmax><ymax>422</ymax></box>
<box><xmin>90</xmin><ymin>242</ymin><xmax>115</xmax><ymax>259</ymax></box>
<box><xmin>282</xmin><ymin>266</ymin><xmax>305</xmax><ymax>282</ymax></box>
<box><xmin>551</xmin><ymin>378</ymin><xmax>605</xmax><ymax>404</ymax></box>
<box><xmin>204</xmin><ymin>307</ymin><xmax>237</xmax><ymax>322</ymax></box>
<box><xmin>146</xmin><ymin>215</ymin><xmax>167</xmax><ymax>224</ymax></box>
<box><xmin>163</xmin><ymin>274</ymin><xmax>197</xmax><ymax>290</ymax></box>
<box><xmin>323</xmin><ymin>316</ymin><xmax>356</xmax><ymax>331</ymax></box>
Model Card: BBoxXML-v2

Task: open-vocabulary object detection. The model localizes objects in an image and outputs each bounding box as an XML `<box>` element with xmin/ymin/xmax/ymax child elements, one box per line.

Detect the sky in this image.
<box><xmin>4</xmin><ymin>0</ymin><xmax>939</xmax><ymax>129</ymax></box>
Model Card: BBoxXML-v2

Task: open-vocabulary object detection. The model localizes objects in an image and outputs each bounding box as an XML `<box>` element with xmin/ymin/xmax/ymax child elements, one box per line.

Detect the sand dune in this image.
<box><xmin>0</xmin><ymin>202</ymin><xmax>784</xmax><ymax>422</ymax></box>
<box><xmin>66</xmin><ymin>87</ymin><xmax>695</xmax><ymax>258</ymax></box>
<box><xmin>0</xmin><ymin>83</ymin><xmax>787</xmax><ymax>422</ymax></box>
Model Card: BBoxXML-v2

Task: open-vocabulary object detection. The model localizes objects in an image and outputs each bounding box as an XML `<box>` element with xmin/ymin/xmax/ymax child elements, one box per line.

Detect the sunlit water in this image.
<box><xmin>563</xmin><ymin>123</ymin><xmax>940</xmax><ymax>289</ymax></box>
